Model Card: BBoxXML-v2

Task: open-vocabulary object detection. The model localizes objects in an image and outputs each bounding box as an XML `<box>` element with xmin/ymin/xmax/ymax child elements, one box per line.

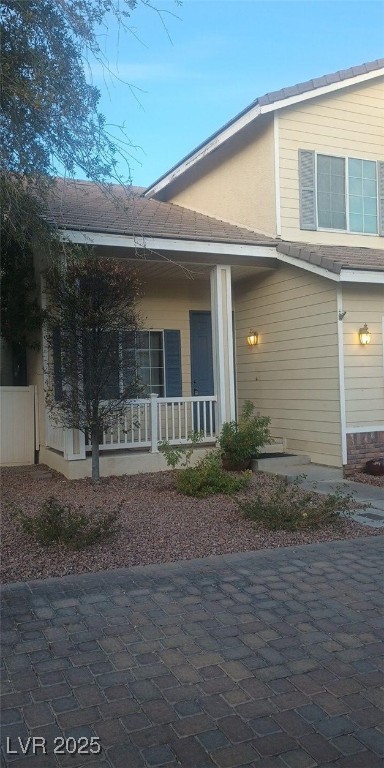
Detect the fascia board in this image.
<box><xmin>275</xmin><ymin>252</ymin><xmax>340</xmax><ymax>281</ymax></box>
<box><xmin>144</xmin><ymin>104</ymin><xmax>262</xmax><ymax>198</ymax></box>
<box><xmin>61</xmin><ymin>229</ymin><xmax>276</xmax><ymax>260</ymax></box>
<box><xmin>60</xmin><ymin>231</ymin><xmax>384</xmax><ymax>283</ymax></box>
<box><xmin>145</xmin><ymin>69</ymin><xmax>384</xmax><ymax>198</ymax></box>
<box><xmin>340</xmin><ymin>269</ymin><xmax>384</xmax><ymax>283</ymax></box>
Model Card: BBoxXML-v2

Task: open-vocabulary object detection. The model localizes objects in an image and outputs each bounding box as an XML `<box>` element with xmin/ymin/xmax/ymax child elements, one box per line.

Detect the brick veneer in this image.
<box><xmin>345</xmin><ymin>430</ymin><xmax>384</xmax><ymax>476</ymax></box>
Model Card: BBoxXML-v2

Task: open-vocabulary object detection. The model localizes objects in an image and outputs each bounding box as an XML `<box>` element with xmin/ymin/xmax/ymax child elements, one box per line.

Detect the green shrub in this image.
<box><xmin>238</xmin><ymin>476</ymin><xmax>354</xmax><ymax>531</ymax></box>
<box><xmin>158</xmin><ymin>431</ymin><xmax>203</xmax><ymax>469</ymax></box>
<box><xmin>219</xmin><ymin>401</ymin><xmax>271</xmax><ymax>465</ymax></box>
<box><xmin>176</xmin><ymin>451</ymin><xmax>252</xmax><ymax>497</ymax></box>
<box><xmin>16</xmin><ymin>496</ymin><xmax>120</xmax><ymax>549</ymax></box>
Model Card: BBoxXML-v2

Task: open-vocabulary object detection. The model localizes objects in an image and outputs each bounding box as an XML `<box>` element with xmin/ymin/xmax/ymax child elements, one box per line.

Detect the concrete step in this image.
<box><xmin>252</xmin><ymin>454</ymin><xmax>311</xmax><ymax>472</ymax></box>
<box><xmin>259</xmin><ymin>441</ymin><xmax>285</xmax><ymax>454</ymax></box>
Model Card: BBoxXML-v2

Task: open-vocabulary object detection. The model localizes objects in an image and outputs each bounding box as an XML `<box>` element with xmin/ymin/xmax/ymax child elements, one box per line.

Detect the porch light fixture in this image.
<box><xmin>359</xmin><ymin>323</ymin><xmax>371</xmax><ymax>346</ymax></box>
<box><xmin>247</xmin><ymin>331</ymin><xmax>258</xmax><ymax>347</ymax></box>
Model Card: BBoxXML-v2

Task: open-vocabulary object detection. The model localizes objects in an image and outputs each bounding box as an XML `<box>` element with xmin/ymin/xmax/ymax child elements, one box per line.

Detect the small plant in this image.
<box><xmin>237</xmin><ymin>475</ymin><xmax>354</xmax><ymax>531</ymax></box>
<box><xmin>15</xmin><ymin>496</ymin><xmax>120</xmax><ymax>549</ymax></box>
<box><xmin>158</xmin><ymin>431</ymin><xmax>203</xmax><ymax>469</ymax></box>
<box><xmin>219</xmin><ymin>401</ymin><xmax>271</xmax><ymax>469</ymax></box>
<box><xmin>176</xmin><ymin>451</ymin><xmax>252</xmax><ymax>497</ymax></box>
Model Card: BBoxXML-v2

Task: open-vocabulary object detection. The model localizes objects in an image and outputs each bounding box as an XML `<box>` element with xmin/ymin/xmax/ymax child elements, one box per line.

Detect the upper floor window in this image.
<box><xmin>348</xmin><ymin>158</ymin><xmax>378</xmax><ymax>234</ymax></box>
<box><xmin>317</xmin><ymin>155</ymin><xmax>346</xmax><ymax>230</ymax></box>
<box><xmin>299</xmin><ymin>150</ymin><xmax>383</xmax><ymax>236</ymax></box>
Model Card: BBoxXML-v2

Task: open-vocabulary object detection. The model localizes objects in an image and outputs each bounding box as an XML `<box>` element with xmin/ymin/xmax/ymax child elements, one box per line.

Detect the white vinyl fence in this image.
<box><xmin>0</xmin><ymin>386</ymin><xmax>37</xmax><ymax>465</ymax></box>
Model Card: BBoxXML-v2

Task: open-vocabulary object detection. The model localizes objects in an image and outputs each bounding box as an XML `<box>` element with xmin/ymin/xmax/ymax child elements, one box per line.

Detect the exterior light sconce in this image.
<box><xmin>247</xmin><ymin>331</ymin><xmax>258</xmax><ymax>347</ymax></box>
<box><xmin>359</xmin><ymin>323</ymin><xmax>371</xmax><ymax>346</ymax></box>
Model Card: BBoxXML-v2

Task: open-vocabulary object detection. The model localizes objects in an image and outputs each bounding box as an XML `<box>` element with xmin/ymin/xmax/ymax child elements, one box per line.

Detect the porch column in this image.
<box><xmin>63</xmin><ymin>428</ymin><xmax>86</xmax><ymax>460</ymax></box>
<box><xmin>210</xmin><ymin>265</ymin><xmax>236</xmax><ymax>430</ymax></box>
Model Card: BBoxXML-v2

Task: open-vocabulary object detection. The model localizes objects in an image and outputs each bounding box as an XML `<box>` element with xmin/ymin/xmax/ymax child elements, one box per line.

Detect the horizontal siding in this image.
<box><xmin>342</xmin><ymin>285</ymin><xmax>384</xmax><ymax>428</ymax></box>
<box><xmin>278</xmin><ymin>77</ymin><xmax>384</xmax><ymax>247</ymax></box>
<box><xmin>139</xmin><ymin>279</ymin><xmax>211</xmax><ymax>397</ymax></box>
<box><xmin>234</xmin><ymin>264</ymin><xmax>342</xmax><ymax>465</ymax></box>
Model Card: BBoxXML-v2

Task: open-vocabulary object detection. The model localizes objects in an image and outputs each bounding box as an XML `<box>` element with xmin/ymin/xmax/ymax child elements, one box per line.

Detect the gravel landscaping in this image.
<box><xmin>349</xmin><ymin>470</ymin><xmax>384</xmax><ymax>487</ymax></box>
<box><xmin>1</xmin><ymin>464</ymin><xmax>382</xmax><ymax>584</ymax></box>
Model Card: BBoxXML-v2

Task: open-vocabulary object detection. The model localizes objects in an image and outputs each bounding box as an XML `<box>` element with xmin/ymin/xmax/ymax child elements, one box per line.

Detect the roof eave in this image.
<box><xmin>339</xmin><ymin>268</ymin><xmax>384</xmax><ymax>284</ymax></box>
<box><xmin>60</xmin><ymin>228</ymin><xmax>278</xmax><ymax>258</ymax></box>
<box><xmin>145</xmin><ymin>67</ymin><xmax>384</xmax><ymax>199</ymax></box>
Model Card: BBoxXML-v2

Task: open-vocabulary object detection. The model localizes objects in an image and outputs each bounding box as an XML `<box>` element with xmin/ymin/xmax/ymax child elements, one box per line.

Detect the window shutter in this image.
<box><xmin>299</xmin><ymin>149</ymin><xmax>317</xmax><ymax>230</ymax></box>
<box><xmin>378</xmin><ymin>161</ymin><xmax>384</xmax><ymax>236</ymax></box>
<box><xmin>164</xmin><ymin>330</ymin><xmax>182</xmax><ymax>397</ymax></box>
<box><xmin>52</xmin><ymin>326</ymin><xmax>63</xmax><ymax>401</ymax></box>
<box><xmin>101</xmin><ymin>331</ymin><xmax>120</xmax><ymax>400</ymax></box>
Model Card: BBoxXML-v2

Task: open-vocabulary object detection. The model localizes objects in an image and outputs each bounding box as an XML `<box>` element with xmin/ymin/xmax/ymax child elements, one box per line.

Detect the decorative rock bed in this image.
<box><xmin>1</xmin><ymin>465</ymin><xmax>382</xmax><ymax>584</ymax></box>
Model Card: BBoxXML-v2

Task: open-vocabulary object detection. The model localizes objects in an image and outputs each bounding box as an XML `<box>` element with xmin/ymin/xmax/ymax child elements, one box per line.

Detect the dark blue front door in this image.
<box><xmin>190</xmin><ymin>311</ymin><xmax>214</xmax><ymax>432</ymax></box>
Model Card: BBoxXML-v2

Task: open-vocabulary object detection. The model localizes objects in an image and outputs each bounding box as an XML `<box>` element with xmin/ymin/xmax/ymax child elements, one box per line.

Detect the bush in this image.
<box><xmin>16</xmin><ymin>496</ymin><xmax>120</xmax><ymax>549</ymax></box>
<box><xmin>219</xmin><ymin>401</ymin><xmax>271</xmax><ymax>466</ymax></box>
<box><xmin>238</xmin><ymin>476</ymin><xmax>354</xmax><ymax>531</ymax></box>
<box><xmin>176</xmin><ymin>451</ymin><xmax>252</xmax><ymax>497</ymax></box>
<box><xmin>158</xmin><ymin>431</ymin><xmax>203</xmax><ymax>469</ymax></box>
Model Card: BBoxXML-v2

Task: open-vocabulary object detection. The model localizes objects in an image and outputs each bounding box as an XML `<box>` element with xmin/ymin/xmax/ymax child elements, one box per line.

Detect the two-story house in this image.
<box><xmin>15</xmin><ymin>59</ymin><xmax>384</xmax><ymax>478</ymax></box>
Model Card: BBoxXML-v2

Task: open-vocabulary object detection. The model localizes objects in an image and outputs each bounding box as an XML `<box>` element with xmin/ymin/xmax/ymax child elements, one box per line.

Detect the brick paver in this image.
<box><xmin>1</xmin><ymin>537</ymin><xmax>383</xmax><ymax>767</ymax></box>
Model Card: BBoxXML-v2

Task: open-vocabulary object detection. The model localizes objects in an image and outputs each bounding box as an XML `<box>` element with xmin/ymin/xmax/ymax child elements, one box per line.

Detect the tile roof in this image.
<box><xmin>46</xmin><ymin>180</ymin><xmax>384</xmax><ymax>275</ymax></box>
<box><xmin>145</xmin><ymin>58</ymin><xmax>384</xmax><ymax>195</ymax></box>
<box><xmin>277</xmin><ymin>243</ymin><xmax>384</xmax><ymax>273</ymax></box>
<box><xmin>46</xmin><ymin>178</ymin><xmax>276</xmax><ymax>246</ymax></box>
<box><xmin>256</xmin><ymin>59</ymin><xmax>384</xmax><ymax>107</ymax></box>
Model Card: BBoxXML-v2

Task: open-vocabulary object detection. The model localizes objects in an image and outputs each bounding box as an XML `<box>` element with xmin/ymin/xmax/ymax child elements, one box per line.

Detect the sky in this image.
<box><xmin>89</xmin><ymin>0</ymin><xmax>384</xmax><ymax>189</ymax></box>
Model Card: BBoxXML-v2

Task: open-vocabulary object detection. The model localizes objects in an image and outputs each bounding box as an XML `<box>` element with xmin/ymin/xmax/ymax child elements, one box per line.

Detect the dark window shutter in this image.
<box><xmin>52</xmin><ymin>326</ymin><xmax>63</xmax><ymax>401</ymax></box>
<box><xmin>299</xmin><ymin>149</ymin><xmax>317</xmax><ymax>230</ymax></box>
<box><xmin>164</xmin><ymin>330</ymin><xmax>182</xmax><ymax>397</ymax></box>
<box><xmin>378</xmin><ymin>161</ymin><xmax>384</xmax><ymax>236</ymax></box>
<box><xmin>100</xmin><ymin>331</ymin><xmax>120</xmax><ymax>400</ymax></box>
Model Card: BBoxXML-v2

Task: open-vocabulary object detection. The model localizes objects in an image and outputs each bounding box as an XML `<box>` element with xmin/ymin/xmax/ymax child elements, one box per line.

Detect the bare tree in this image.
<box><xmin>45</xmin><ymin>247</ymin><xmax>143</xmax><ymax>481</ymax></box>
<box><xmin>1</xmin><ymin>0</ymin><xmax>180</xmax><ymax>379</ymax></box>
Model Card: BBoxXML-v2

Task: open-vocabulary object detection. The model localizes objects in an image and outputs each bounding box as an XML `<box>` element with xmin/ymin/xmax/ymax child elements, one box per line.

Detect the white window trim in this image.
<box><xmin>315</xmin><ymin>151</ymin><xmax>379</xmax><ymax>236</ymax></box>
<box><xmin>127</xmin><ymin>329</ymin><xmax>166</xmax><ymax>397</ymax></box>
<box><xmin>113</xmin><ymin>329</ymin><xmax>166</xmax><ymax>397</ymax></box>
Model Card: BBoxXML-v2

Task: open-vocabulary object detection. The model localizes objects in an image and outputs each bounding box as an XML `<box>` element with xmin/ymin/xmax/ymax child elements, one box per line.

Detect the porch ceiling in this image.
<box><xmin>94</xmin><ymin>245</ymin><xmax>277</xmax><ymax>283</ymax></box>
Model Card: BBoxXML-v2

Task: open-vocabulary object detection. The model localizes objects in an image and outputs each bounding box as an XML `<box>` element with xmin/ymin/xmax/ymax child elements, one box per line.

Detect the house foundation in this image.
<box><xmin>344</xmin><ymin>431</ymin><xmax>384</xmax><ymax>476</ymax></box>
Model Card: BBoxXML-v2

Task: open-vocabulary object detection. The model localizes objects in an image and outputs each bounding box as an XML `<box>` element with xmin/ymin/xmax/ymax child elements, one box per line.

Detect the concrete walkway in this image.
<box><xmin>1</xmin><ymin>537</ymin><xmax>383</xmax><ymax>768</ymax></box>
<box><xmin>261</xmin><ymin>462</ymin><xmax>384</xmax><ymax>529</ymax></box>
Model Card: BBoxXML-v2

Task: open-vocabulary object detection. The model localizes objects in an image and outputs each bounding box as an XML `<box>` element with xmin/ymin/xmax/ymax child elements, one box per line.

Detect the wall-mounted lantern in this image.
<box><xmin>359</xmin><ymin>323</ymin><xmax>371</xmax><ymax>345</ymax></box>
<box><xmin>247</xmin><ymin>331</ymin><xmax>258</xmax><ymax>347</ymax></box>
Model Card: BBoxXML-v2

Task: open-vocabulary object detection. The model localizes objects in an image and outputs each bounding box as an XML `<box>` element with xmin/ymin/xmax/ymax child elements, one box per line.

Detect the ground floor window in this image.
<box><xmin>123</xmin><ymin>330</ymin><xmax>165</xmax><ymax>397</ymax></box>
<box><xmin>53</xmin><ymin>328</ymin><xmax>177</xmax><ymax>401</ymax></box>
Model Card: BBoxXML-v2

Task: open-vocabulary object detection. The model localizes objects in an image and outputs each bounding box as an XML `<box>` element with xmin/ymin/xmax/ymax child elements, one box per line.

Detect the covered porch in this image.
<box><xmin>40</xmin><ymin>254</ymin><xmax>276</xmax><ymax>477</ymax></box>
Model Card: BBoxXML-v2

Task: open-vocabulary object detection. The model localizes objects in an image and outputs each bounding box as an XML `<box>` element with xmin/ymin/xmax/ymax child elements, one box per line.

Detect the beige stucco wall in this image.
<box><xmin>161</xmin><ymin>114</ymin><xmax>276</xmax><ymax>237</ymax></box>
<box><xmin>39</xmin><ymin>445</ymin><xmax>212</xmax><ymax>479</ymax></box>
<box><xmin>234</xmin><ymin>264</ymin><xmax>342</xmax><ymax>466</ymax></box>
<box><xmin>278</xmin><ymin>77</ymin><xmax>384</xmax><ymax>247</ymax></box>
<box><xmin>342</xmin><ymin>283</ymin><xmax>384</xmax><ymax>428</ymax></box>
<box><xmin>139</xmin><ymin>278</ymin><xmax>211</xmax><ymax>397</ymax></box>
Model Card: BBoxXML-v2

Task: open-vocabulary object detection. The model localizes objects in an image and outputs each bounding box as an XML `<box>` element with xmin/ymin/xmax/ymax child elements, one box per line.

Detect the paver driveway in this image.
<box><xmin>1</xmin><ymin>537</ymin><xmax>383</xmax><ymax>768</ymax></box>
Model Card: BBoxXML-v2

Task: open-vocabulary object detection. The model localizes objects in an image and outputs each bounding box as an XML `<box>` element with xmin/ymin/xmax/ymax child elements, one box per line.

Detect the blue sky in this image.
<box><xmin>90</xmin><ymin>0</ymin><xmax>384</xmax><ymax>188</ymax></box>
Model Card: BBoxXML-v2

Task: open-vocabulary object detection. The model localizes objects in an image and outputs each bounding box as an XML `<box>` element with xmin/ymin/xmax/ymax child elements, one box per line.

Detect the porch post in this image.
<box><xmin>63</xmin><ymin>428</ymin><xmax>73</xmax><ymax>460</ymax></box>
<box><xmin>210</xmin><ymin>265</ymin><xmax>236</xmax><ymax>431</ymax></box>
<box><xmin>63</xmin><ymin>428</ymin><xmax>86</xmax><ymax>460</ymax></box>
<box><xmin>150</xmin><ymin>393</ymin><xmax>159</xmax><ymax>452</ymax></box>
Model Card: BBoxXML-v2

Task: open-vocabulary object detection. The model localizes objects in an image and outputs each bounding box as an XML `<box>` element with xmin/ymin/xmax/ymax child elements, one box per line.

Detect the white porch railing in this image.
<box><xmin>45</xmin><ymin>416</ymin><xmax>65</xmax><ymax>453</ymax></box>
<box><xmin>46</xmin><ymin>394</ymin><xmax>217</xmax><ymax>460</ymax></box>
<box><xmin>156</xmin><ymin>396</ymin><xmax>216</xmax><ymax>445</ymax></box>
